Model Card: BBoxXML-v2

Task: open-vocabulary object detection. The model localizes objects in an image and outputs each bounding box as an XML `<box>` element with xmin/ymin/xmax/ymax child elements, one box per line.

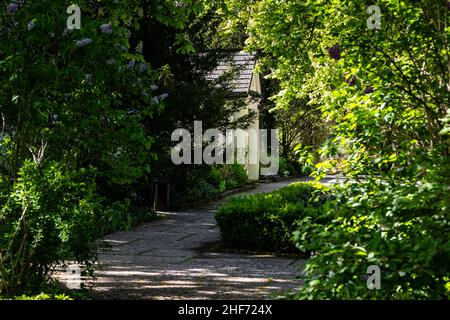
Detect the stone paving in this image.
<box><xmin>89</xmin><ymin>179</ymin><xmax>312</xmax><ymax>300</ymax></box>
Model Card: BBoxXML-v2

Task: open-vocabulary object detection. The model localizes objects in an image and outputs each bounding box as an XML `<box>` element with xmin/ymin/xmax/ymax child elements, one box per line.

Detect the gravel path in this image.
<box><xmin>89</xmin><ymin>179</ymin><xmax>310</xmax><ymax>300</ymax></box>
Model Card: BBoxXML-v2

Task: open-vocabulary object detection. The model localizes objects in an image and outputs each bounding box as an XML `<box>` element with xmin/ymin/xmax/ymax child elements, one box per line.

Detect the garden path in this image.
<box><xmin>89</xmin><ymin>177</ymin><xmax>342</xmax><ymax>299</ymax></box>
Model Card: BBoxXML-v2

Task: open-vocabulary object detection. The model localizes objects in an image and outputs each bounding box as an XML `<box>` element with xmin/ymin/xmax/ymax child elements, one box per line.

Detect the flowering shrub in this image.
<box><xmin>0</xmin><ymin>0</ymin><xmax>159</xmax><ymax>296</ymax></box>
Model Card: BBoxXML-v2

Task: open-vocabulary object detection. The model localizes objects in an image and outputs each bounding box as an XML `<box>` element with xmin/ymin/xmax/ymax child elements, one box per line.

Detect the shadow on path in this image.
<box><xmin>89</xmin><ymin>178</ymin><xmax>335</xmax><ymax>300</ymax></box>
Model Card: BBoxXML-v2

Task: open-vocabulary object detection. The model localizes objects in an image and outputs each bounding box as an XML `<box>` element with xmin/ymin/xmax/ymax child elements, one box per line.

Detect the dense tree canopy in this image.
<box><xmin>228</xmin><ymin>0</ymin><xmax>450</xmax><ymax>178</ymax></box>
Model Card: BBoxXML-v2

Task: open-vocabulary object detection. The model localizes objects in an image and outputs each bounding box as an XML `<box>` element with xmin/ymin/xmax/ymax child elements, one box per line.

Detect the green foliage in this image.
<box><xmin>128</xmin><ymin>0</ymin><xmax>256</xmax><ymax>207</ymax></box>
<box><xmin>171</xmin><ymin>164</ymin><xmax>248</xmax><ymax>205</ymax></box>
<box><xmin>174</xmin><ymin>179</ymin><xmax>222</xmax><ymax>206</ymax></box>
<box><xmin>277</xmin><ymin>99</ymin><xmax>329</xmax><ymax>166</ymax></box>
<box><xmin>441</xmin><ymin>109</ymin><xmax>450</xmax><ymax>136</ymax></box>
<box><xmin>294</xmin><ymin>145</ymin><xmax>317</xmax><ymax>176</ymax></box>
<box><xmin>170</xmin><ymin>166</ymin><xmax>221</xmax><ymax>205</ymax></box>
<box><xmin>278</xmin><ymin>157</ymin><xmax>289</xmax><ymax>177</ymax></box>
<box><xmin>215</xmin><ymin>182</ymin><xmax>330</xmax><ymax>252</ymax></box>
<box><xmin>11</xmin><ymin>293</ymin><xmax>73</xmax><ymax>300</ymax></box>
<box><xmin>99</xmin><ymin>200</ymin><xmax>156</xmax><ymax>233</ymax></box>
<box><xmin>220</xmin><ymin>164</ymin><xmax>248</xmax><ymax>190</ymax></box>
<box><xmin>0</xmin><ymin>280</ymin><xmax>86</xmax><ymax>300</ymax></box>
<box><xmin>1</xmin><ymin>0</ymin><xmax>447</xmax><ymax>301</ymax></box>
<box><xmin>241</xmin><ymin>0</ymin><xmax>450</xmax><ymax>178</ymax></box>
<box><xmin>0</xmin><ymin>0</ymin><xmax>161</xmax><ymax>296</ymax></box>
<box><xmin>0</xmin><ymin>0</ymin><xmax>159</xmax><ymax>183</ymax></box>
<box><xmin>277</xmin><ymin>157</ymin><xmax>297</xmax><ymax>177</ymax></box>
<box><xmin>285</xmin><ymin>162</ymin><xmax>297</xmax><ymax>177</ymax></box>
<box><xmin>0</xmin><ymin>161</ymin><xmax>101</xmax><ymax>296</ymax></box>
<box><xmin>222</xmin><ymin>0</ymin><xmax>450</xmax><ymax>300</ymax></box>
<box><xmin>292</xmin><ymin>177</ymin><xmax>450</xmax><ymax>300</ymax></box>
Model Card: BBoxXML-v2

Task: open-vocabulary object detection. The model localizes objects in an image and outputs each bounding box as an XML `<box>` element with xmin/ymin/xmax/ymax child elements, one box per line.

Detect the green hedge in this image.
<box><xmin>215</xmin><ymin>182</ymin><xmax>331</xmax><ymax>252</ymax></box>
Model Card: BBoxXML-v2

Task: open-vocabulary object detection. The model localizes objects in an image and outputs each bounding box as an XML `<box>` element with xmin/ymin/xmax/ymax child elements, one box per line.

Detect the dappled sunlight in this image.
<box><xmin>90</xmin><ymin>261</ymin><xmax>303</xmax><ymax>299</ymax></box>
<box><xmin>83</xmin><ymin>180</ymin><xmax>307</xmax><ymax>299</ymax></box>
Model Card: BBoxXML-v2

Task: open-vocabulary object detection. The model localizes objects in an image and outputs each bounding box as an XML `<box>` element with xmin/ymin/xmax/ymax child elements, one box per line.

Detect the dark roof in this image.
<box><xmin>206</xmin><ymin>52</ymin><xmax>256</xmax><ymax>95</ymax></box>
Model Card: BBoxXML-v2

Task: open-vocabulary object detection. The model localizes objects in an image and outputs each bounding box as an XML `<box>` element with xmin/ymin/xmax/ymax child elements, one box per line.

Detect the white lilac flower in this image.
<box><xmin>135</xmin><ymin>41</ymin><xmax>144</xmax><ymax>54</ymax></box>
<box><xmin>158</xmin><ymin>93</ymin><xmax>169</xmax><ymax>101</ymax></box>
<box><xmin>100</xmin><ymin>23</ymin><xmax>113</xmax><ymax>34</ymax></box>
<box><xmin>139</xmin><ymin>63</ymin><xmax>147</xmax><ymax>73</ymax></box>
<box><xmin>150</xmin><ymin>85</ymin><xmax>159</xmax><ymax>91</ymax></box>
<box><xmin>51</xmin><ymin>113</ymin><xmax>58</xmax><ymax>124</ymax></box>
<box><xmin>76</xmin><ymin>38</ymin><xmax>93</xmax><ymax>48</ymax></box>
<box><xmin>7</xmin><ymin>3</ymin><xmax>18</xmax><ymax>14</ymax></box>
<box><xmin>84</xmin><ymin>74</ymin><xmax>93</xmax><ymax>85</ymax></box>
<box><xmin>115</xmin><ymin>44</ymin><xmax>128</xmax><ymax>52</ymax></box>
<box><xmin>175</xmin><ymin>1</ymin><xmax>184</xmax><ymax>8</ymax></box>
<box><xmin>128</xmin><ymin>60</ymin><xmax>136</xmax><ymax>69</ymax></box>
<box><xmin>27</xmin><ymin>21</ymin><xmax>36</xmax><ymax>31</ymax></box>
<box><xmin>141</xmin><ymin>90</ymin><xmax>149</xmax><ymax>97</ymax></box>
<box><xmin>151</xmin><ymin>96</ymin><xmax>159</xmax><ymax>105</ymax></box>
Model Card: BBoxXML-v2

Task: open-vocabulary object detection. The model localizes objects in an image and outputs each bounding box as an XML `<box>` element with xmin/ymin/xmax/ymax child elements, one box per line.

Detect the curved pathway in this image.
<box><xmin>90</xmin><ymin>179</ymin><xmax>312</xmax><ymax>300</ymax></box>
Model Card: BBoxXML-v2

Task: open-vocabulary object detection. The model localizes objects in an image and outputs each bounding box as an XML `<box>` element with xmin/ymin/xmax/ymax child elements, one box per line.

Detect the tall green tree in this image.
<box><xmin>228</xmin><ymin>0</ymin><xmax>450</xmax><ymax>177</ymax></box>
<box><xmin>123</xmin><ymin>0</ymin><xmax>255</xmax><ymax>201</ymax></box>
<box><xmin>0</xmin><ymin>0</ymin><xmax>161</xmax><ymax>295</ymax></box>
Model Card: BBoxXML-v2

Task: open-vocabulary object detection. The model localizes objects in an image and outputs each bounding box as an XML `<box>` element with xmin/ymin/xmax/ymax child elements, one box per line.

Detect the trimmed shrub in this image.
<box><xmin>215</xmin><ymin>182</ymin><xmax>331</xmax><ymax>252</ymax></box>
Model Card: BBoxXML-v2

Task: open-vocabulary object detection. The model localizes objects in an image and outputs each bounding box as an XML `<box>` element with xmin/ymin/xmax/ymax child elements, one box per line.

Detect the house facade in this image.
<box><xmin>208</xmin><ymin>52</ymin><xmax>262</xmax><ymax>181</ymax></box>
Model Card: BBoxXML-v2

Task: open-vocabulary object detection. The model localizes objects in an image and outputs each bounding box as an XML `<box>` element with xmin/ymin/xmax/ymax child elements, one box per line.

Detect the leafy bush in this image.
<box><xmin>285</xmin><ymin>162</ymin><xmax>297</xmax><ymax>177</ymax></box>
<box><xmin>170</xmin><ymin>166</ymin><xmax>223</xmax><ymax>205</ymax></box>
<box><xmin>293</xmin><ymin>145</ymin><xmax>315</xmax><ymax>175</ymax></box>
<box><xmin>0</xmin><ymin>161</ymin><xmax>102</xmax><ymax>297</ymax></box>
<box><xmin>278</xmin><ymin>157</ymin><xmax>298</xmax><ymax>177</ymax></box>
<box><xmin>209</xmin><ymin>166</ymin><xmax>227</xmax><ymax>193</ymax></box>
<box><xmin>177</xmin><ymin>180</ymin><xmax>222</xmax><ymax>205</ymax></box>
<box><xmin>292</xmin><ymin>174</ymin><xmax>450</xmax><ymax>299</ymax></box>
<box><xmin>221</xmin><ymin>164</ymin><xmax>248</xmax><ymax>189</ymax></box>
<box><xmin>171</xmin><ymin>164</ymin><xmax>248</xmax><ymax>206</ymax></box>
<box><xmin>0</xmin><ymin>0</ymin><xmax>162</xmax><ymax>297</ymax></box>
<box><xmin>215</xmin><ymin>182</ymin><xmax>330</xmax><ymax>252</ymax></box>
<box><xmin>99</xmin><ymin>200</ymin><xmax>156</xmax><ymax>233</ymax></box>
<box><xmin>278</xmin><ymin>157</ymin><xmax>289</xmax><ymax>177</ymax></box>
